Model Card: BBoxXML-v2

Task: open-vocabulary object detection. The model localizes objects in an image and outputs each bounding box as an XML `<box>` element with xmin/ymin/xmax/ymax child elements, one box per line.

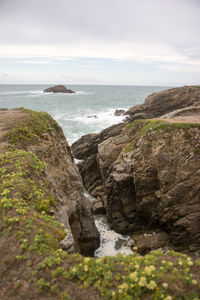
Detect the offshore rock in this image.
<box><xmin>44</xmin><ymin>84</ymin><xmax>75</xmax><ymax>93</ymax></box>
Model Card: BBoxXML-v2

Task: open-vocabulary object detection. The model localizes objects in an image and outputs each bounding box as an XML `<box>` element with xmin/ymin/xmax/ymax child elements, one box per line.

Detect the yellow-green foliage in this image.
<box><xmin>4</xmin><ymin>109</ymin><xmax>59</xmax><ymax>147</ymax></box>
<box><xmin>66</xmin><ymin>250</ymin><xmax>200</xmax><ymax>300</ymax></box>
<box><xmin>0</xmin><ymin>150</ymin><xmax>66</xmax><ymax>256</ymax></box>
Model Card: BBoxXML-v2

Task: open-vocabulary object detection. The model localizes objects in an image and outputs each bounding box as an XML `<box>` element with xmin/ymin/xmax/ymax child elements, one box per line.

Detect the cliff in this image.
<box><xmin>0</xmin><ymin>108</ymin><xmax>100</xmax><ymax>256</ymax></box>
<box><xmin>72</xmin><ymin>86</ymin><xmax>200</xmax><ymax>256</ymax></box>
<box><xmin>0</xmin><ymin>107</ymin><xmax>200</xmax><ymax>299</ymax></box>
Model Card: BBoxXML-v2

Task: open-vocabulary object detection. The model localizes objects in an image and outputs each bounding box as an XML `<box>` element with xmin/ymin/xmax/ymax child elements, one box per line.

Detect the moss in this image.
<box><xmin>124</xmin><ymin>120</ymin><xmax>164</xmax><ymax>152</ymax></box>
<box><xmin>4</xmin><ymin>109</ymin><xmax>60</xmax><ymax>147</ymax></box>
<box><xmin>154</xmin><ymin>122</ymin><xmax>200</xmax><ymax>131</ymax></box>
<box><xmin>124</xmin><ymin>140</ymin><xmax>135</xmax><ymax>153</ymax></box>
<box><xmin>124</xmin><ymin>119</ymin><xmax>200</xmax><ymax>153</ymax></box>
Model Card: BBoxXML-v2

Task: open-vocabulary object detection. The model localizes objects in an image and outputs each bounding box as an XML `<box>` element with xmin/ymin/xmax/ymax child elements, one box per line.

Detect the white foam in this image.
<box><xmin>0</xmin><ymin>90</ymin><xmax>43</xmax><ymax>96</ymax></box>
<box><xmin>75</xmin><ymin>91</ymin><xmax>92</xmax><ymax>95</ymax></box>
<box><xmin>72</xmin><ymin>108</ymin><xmax>125</xmax><ymax>125</ymax></box>
<box><xmin>94</xmin><ymin>215</ymin><xmax>133</xmax><ymax>257</ymax></box>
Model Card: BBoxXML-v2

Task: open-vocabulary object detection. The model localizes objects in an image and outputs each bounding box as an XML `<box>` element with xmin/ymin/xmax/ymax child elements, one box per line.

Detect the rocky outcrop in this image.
<box><xmin>102</xmin><ymin>119</ymin><xmax>200</xmax><ymax>254</ymax></box>
<box><xmin>72</xmin><ymin>123</ymin><xmax>124</xmax><ymax>206</ymax></box>
<box><xmin>44</xmin><ymin>85</ymin><xmax>75</xmax><ymax>93</ymax></box>
<box><xmin>125</xmin><ymin>85</ymin><xmax>200</xmax><ymax>122</ymax></box>
<box><xmin>0</xmin><ymin>108</ymin><xmax>99</xmax><ymax>256</ymax></box>
<box><xmin>72</xmin><ymin>85</ymin><xmax>200</xmax><ymax>255</ymax></box>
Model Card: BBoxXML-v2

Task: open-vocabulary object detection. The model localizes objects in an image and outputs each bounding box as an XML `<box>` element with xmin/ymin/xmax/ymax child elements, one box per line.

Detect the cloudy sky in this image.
<box><xmin>0</xmin><ymin>0</ymin><xmax>200</xmax><ymax>85</ymax></box>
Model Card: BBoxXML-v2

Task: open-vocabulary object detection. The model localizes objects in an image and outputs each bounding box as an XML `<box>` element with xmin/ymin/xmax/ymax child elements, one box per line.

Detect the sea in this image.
<box><xmin>0</xmin><ymin>84</ymin><xmax>171</xmax><ymax>256</ymax></box>
<box><xmin>0</xmin><ymin>84</ymin><xmax>170</xmax><ymax>145</ymax></box>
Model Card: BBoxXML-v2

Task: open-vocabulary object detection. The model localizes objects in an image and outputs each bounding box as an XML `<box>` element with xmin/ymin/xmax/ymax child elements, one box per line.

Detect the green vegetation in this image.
<box><xmin>4</xmin><ymin>109</ymin><xmax>60</xmax><ymax>147</ymax></box>
<box><xmin>124</xmin><ymin>119</ymin><xmax>200</xmax><ymax>152</ymax></box>
<box><xmin>155</xmin><ymin>122</ymin><xmax>200</xmax><ymax>131</ymax></box>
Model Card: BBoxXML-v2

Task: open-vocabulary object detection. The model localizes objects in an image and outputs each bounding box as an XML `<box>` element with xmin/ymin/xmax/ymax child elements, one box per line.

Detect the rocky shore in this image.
<box><xmin>0</xmin><ymin>86</ymin><xmax>200</xmax><ymax>299</ymax></box>
<box><xmin>72</xmin><ymin>85</ymin><xmax>200</xmax><ymax>256</ymax></box>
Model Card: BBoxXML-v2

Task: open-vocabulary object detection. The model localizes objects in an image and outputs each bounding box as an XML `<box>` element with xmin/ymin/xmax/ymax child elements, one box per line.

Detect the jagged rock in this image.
<box><xmin>71</xmin><ymin>123</ymin><xmax>124</xmax><ymax>202</ymax></box>
<box><xmin>43</xmin><ymin>85</ymin><xmax>75</xmax><ymax>93</ymax></box>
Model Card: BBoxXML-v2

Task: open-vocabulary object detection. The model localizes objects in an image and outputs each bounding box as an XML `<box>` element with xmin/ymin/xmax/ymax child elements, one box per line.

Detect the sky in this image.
<box><xmin>0</xmin><ymin>0</ymin><xmax>200</xmax><ymax>85</ymax></box>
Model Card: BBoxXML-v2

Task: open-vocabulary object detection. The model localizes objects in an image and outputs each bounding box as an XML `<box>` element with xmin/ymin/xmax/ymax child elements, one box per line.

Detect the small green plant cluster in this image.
<box><xmin>66</xmin><ymin>250</ymin><xmax>200</xmax><ymax>300</ymax></box>
<box><xmin>4</xmin><ymin>109</ymin><xmax>60</xmax><ymax>147</ymax></box>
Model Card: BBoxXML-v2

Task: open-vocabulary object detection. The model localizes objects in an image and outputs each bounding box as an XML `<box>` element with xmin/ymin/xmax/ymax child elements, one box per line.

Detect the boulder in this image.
<box><xmin>114</xmin><ymin>109</ymin><xmax>125</xmax><ymax>116</ymax></box>
<box><xmin>44</xmin><ymin>85</ymin><xmax>75</xmax><ymax>93</ymax></box>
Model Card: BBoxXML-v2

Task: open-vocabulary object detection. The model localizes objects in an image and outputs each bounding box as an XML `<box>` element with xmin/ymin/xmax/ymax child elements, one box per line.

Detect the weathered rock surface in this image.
<box><xmin>0</xmin><ymin>108</ymin><xmax>99</xmax><ymax>256</ymax></box>
<box><xmin>72</xmin><ymin>85</ymin><xmax>200</xmax><ymax>255</ymax></box>
<box><xmin>103</xmin><ymin>119</ymin><xmax>200</xmax><ymax>254</ymax></box>
<box><xmin>131</xmin><ymin>231</ymin><xmax>170</xmax><ymax>255</ymax></box>
<box><xmin>44</xmin><ymin>85</ymin><xmax>75</xmax><ymax>93</ymax></box>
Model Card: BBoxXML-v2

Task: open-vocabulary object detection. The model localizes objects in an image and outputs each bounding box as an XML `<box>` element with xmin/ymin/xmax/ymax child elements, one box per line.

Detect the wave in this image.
<box><xmin>70</xmin><ymin>108</ymin><xmax>126</xmax><ymax>124</ymax></box>
<box><xmin>94</xmin><ymin>215</ymin><xmax>133</xmax><ymax>257</ymax></box>
<box><xmin>75</xmin><ymin>91</ymin><xmax>92</xmax><ymax>95</ymax></box>
<box><xmin>0</xmin><ymin>90</ymin><xmax>43</xmax><ymax>96</ymax></box>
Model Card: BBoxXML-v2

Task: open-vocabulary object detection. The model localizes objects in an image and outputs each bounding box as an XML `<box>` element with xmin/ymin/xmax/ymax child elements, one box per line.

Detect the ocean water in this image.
<box><xmin>0</xmin><ymin>84</ymin><xmax>170</xmax><ymax>145</ymax></box>
<box><xmin>0</xmin><ymin>84</ymin><xmax>170</xmax><ymax>256</ymax></box>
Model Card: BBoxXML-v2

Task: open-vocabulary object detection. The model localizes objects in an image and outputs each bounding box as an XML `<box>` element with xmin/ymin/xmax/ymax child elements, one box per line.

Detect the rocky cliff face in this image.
<box><xmin>0</xmin><ymin>108</ymin><xmax>99</xmax><ymax>256</ymax></box>
<box><xmin>100</xmin><ymin>120</ymin><xmax>200</xmax><ymax>254</ymax></box>
<box><xmin>72</xmin><ymin>86</ymin><xmax>200</xmax><ymax>255</ymax></box>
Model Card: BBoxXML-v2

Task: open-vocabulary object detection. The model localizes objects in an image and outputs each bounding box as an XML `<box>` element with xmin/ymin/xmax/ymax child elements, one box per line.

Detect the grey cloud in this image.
<box><xmin>0</xmin><ymin>0</ymin><xmax>200</xmax><ymax>61</ymax></box>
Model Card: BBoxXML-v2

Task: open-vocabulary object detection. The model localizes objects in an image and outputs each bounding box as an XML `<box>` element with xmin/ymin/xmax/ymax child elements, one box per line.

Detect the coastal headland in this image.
<box><xmin>0</xmin><ymin>86</ymin><xmax>200</xmax><ymax>299</ymax></box>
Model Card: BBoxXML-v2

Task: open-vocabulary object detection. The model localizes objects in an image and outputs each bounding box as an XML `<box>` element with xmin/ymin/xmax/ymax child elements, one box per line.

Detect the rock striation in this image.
<box><xmin>44</xmin><ymin>85</ymin><xmax>75</xmax><ymax>93</ymax></box>
<box><xmin>72</xmin><ymin>85</ymin><xmax>200</xmax><ymax>255</ymax></box>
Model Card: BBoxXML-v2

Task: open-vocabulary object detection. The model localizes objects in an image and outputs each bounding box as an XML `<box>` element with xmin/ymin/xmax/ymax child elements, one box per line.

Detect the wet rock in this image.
<box><xmin>114</xmin><ymin>109</ymin><xmax>125</xmax><ymax>116</ymax></box>
<box><xmin>86</xmin><ymin>115</ymin><xmax>98</xmax><ymax>118</ymax></box>
<box><xmin>92</xmin><ymin>198</ymin><xmax>105</xmax><ymax>214</ymax></box>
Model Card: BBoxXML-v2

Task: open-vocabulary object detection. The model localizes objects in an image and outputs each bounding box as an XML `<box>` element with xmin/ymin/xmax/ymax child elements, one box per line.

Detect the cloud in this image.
<box><xmin>0</xmin><ymin>0</ymin><xmax>200</xmax><ymax>83</ymax></box>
